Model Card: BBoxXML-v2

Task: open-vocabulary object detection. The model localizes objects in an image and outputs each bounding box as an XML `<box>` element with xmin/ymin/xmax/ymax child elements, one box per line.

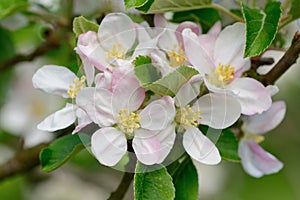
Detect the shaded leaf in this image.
<box><xmin>73</xmin><ymin>16</ymin><xmax>99</xmax><ymax>37</ymax></box>
<box><xmin>242</xmin><ymin>1</ymin><xmax>281</xmax><ymax>57</ymax></box>
<box><xmin>134</xmin><ymin>161</ymin><xmax>175</xmax><ymax>200</ymax></box>
<box><xmin>40</xmin><ymin>133</ymin><xmax>91</xmax><ymax>172</ymax></box>
<box><xmin>0</xmin><ymin>0</ymin><xmax>29</xmax><ymax>20</ymax></box>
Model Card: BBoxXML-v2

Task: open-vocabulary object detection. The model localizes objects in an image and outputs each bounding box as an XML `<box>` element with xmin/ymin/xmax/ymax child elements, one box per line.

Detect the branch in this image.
<box><xmin>0</xmin><ymin>143</ymin><xmax>48</xmax><ymax>180</ymax></box>
<box><xmin>260</xmin><ymin>32</ymin><xmax>300</xmax><ymax>86</ymax></box>
<box><xmin>0</xmin><ymin>36</ymin><xmax>59</xmax><ymax>71</ymax></box>
<box><xmin>107</xmin><ymin>172</ymin><xmax>134</xmax><ymax>200</ymax></box>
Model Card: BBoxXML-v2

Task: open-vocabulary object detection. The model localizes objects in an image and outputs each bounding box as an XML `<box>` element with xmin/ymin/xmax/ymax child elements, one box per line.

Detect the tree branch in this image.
<box><xmin>0</xmin><ymin>143</ymin><xmax>48</xmax><ymax>180</ymax></box>
<box><xmin>260</xmin><ymin>32</ymin><xmax>300</xmax><ymax>86</ymax></box>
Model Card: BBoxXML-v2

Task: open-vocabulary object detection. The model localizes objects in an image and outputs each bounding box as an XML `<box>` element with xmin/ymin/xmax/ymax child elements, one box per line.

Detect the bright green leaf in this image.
<box><xmin>145</xmin><ymin>66</ymin><xmax>198</xmax><ymax>97</ymax></box>
<box><xmin>172</xmin><ymin>8</ymin><xmax>221</xmax><ymax>33</ymax></box>
<box><xmin>287</xmin><ymin>0</ymin><xmax>300</xmax><ymax>23</ymax></box>
<box><xmin>40</xmin><ymin>133</ymin><xmax>91</xmax><ymax>172</ymax></box>
<box><xmin>124</xmin><ymin>0</ymin><xmax>149</xmax><ymax>9</ymax></box>
<box><xmin>242</xmin><ymin>1</ymin><xmax>281</xmax><ymax>57</ymax></box>
<box><xmin>73</xmin><ymin>16</ymin><xmax>99</xmax><ymax>37</ymax></box>
<box><xmin>0</xmin><ymin>0</ymin><xmax>29</xmax><ymax>20</ymax></box>
<box><xmin>173</xmin><ymin>157</ymin><xmax>198</xmax><ymax>200</ymax></box>
<box><xmin>138</xmin><ymin>0</ymin><xmax>212</xmax><ymax>13</ymax></box>
<box><xmin>134</xmin><ymin>161</ymin><xmax>175</xmax><ymax>200</ymax></box>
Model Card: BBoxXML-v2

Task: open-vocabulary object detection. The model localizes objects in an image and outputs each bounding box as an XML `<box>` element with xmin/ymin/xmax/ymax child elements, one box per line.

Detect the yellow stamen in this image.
<box><xmin>117</xmin><ymin>109</ymin><xmax>141</xmax><ymax>134</ymax></box>
<box><xmin>215</xmin><ymin>63</ymin><xmax>235</xmax><ymax>82</ymax></box>
<box><xmin>176</xmin><ymin>105</ymin><xmax>202</xmax><ymax>128</ymax></box>
<box><xmin>67</xmin><ymin>76</ymin><xmax>86</xmax><ymax>98</ymax></box>
<box><xmin>106</xmin><ymin>43</ymin><xmax>126</xmax><ymax>60</ymax></box>
<box><xmin>167</xmin><ymin>43</ymin><xmax>186</xmax><ymax>67</ymax></box>
<box><xmin>245</xmin><ymin>133</ymin><xmax>265</xmax><ymax>143</ymax></box>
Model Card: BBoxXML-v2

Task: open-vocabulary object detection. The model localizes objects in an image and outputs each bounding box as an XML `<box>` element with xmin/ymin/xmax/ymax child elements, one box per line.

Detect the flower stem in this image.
<box><xmin>107</xmin><ymin>172</ymin><xmax>134</xmax><ymax>200</ymax></box>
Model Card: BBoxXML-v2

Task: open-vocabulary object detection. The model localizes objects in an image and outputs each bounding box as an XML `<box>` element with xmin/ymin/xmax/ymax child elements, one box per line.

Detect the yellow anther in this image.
<box><xmin>245</xmin><ymin>133</ymin><xmax>265</xmax><ymax>143</ymax></box>
<box><xmin>215</xmin><ymin>63</ymin><xmax>235</xmax><ymax>82</ymax></box>
<box><xmin>176</xmin><ymin>105</ymin><xmax>202</xmax><ymax>128</ymax></box>
<box><xmin>106</xmin><ymin>43</ymin><xmax>126</xmax><ymax>60</ymax></box>
<box><xmin>67</xmin><ymin>76</ymin><xmax>86</xmax><ymax>98</ymax></box>
<box><xmin>167</xmin><ymin>43</ymin><xmax>186</xmax><ymax>67</ymax></box>
<box><xmin>117</xmin><ymin>109</ymin><xmax>141</xmax><ymax>134</ymax></box>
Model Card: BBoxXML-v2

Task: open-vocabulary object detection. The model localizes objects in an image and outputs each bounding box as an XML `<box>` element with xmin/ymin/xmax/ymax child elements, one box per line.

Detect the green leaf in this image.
<box><xmin>0</xmin><ymin>0</ymin><xmax>29</xmax><ymax>20</ymax></box>
<box><xmin>40</xmin><ymin>133</ymin><xmax>91</xmax><ymax>172</ymax></box>
<box><xmin>138</xmin><ymin>0</ymin><xmax>212</xmax><ymax>13</ymax></box>
<box><xmin>172</xmin><ymin>157</ymin><xmax>198</xmax><ymax>200</ymax></box>
<box><xmin>134</xmin><ymin>161</ymin><xmax>175</xmax><ymax>200</ymax></box>
<box><xmin>145</xmin><ymin>66</ymin><xmax>198</xmax><ymax>97</ymax></box>
<box><xmin>134</xmin><ymin>55</ymin><xmax>161</xmax><ymax>86</ymax></box>
<box><xmin>73</xmin><ymin>16</ymin><xmax>99</xmax><ymax>37</ymax></box>
<box><xmin>200</xmin><ymin>126</ymin><xmax>240</xmax><ymax>162</ymax></box>
<box><xmin>124</xmin><ymin>0</ymin><xmax>149</xmax><ymax>9</ymax></box>
<box><xmin>172</xmin><ymin>8</ymin><xmax>221</xmax><ymax>33</ymax></box>
<box><xmin>242</xmin><ymin>1</ymin><xmax>281</xmax><ymax>57</ymax></box>
<box><xmin>287</xmin><ymin>0</ymin><xmax>300</xmax><ymax>23</ymax></box>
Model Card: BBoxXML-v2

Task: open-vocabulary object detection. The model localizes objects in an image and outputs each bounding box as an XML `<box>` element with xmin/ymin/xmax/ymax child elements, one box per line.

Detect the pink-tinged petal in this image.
<box><xmin>32</xmin><ymin>65</ymin><xmax>77</xmax><ymax>98</ymax></box>
<box><xmin>182</xmin><ymin>28</ymin><xmax>214</xmax><ymax>74</ymax></box>
<box><xmin>135</xmin><ymin>22</ymin><xmax>152</xmax><ymax>42</ymax></box>
<box><xmin>150</xmin><ymin>51</ymin><xmax>175</xmax><ymax>76</ymax></box>
<box><xmin>72</xmin><ymin>108</ymin><xmax>92</xmax><ymax>134</ymax></box>
<box><xmin>242</xmin><ymin>101</ymin><xmax>286</xmax><ymax>134</ymax></box>
<box><xmin>214</xmin><ymin>23</ymin><xmax>250</xmax><ymax>74</ymax></box>
<box><xmin>227</xmin><ymin>77</ymin><xmax>272</xmax><ymax>115</ymax></box>
<box><xmin>80</xmin><ymin>55</ymin><xmax>95</xmax><ymax>86</ymax></box>
<box><xmin>183</xmin><ymin>127</ymin><xmax>221</xmax><ymax>165</ymax></box>
<box><xmin>238</xmin><ymin>138</ymin><xmax>283</xmax><ymax>178</ymax></box>
<box><xmin>98</xmin><ymin>13</ymin><xmax>136</xmax><ymax>51</ymax></box>
<box><xmin>154</xmin><ymin>14</ymin><xmax>168</xmax><ymax>28</ymax></box>
<box><xmin>207</xmin><ymin>21</ymin><xmax>221</xmax><ymax>36</ymax></box>
<box><xmin>112</xmin><ymin>71</ymin><xmax>145</xmax><ymax>114</ymax></box>
<box><xmin>37</xmin><ymin>103</ymin><xmax>76</xmax><ymax>132</ymax></box>
<box><xmin>157</xmin><ymin>29</ymin><xmax>178</xmax><ymax>52</ymax></box>
<box><xmin>175</xmin><ymin>75</ymin><xmax>202</xmax><ymax>107</ymax></box>
<box><xmin>95</xmin><ymin>70</ymin><xmax>113</xmax><ymax>90</ymax></box>
<box><xmin>140</xmin><ymin>96</ymin><xmax>175</xmax><ymax>131</ymax></box>
<box><xmin>91</xmin><ymin>127</ymin><xmax>127</xmax><ymax>166</ymax></box>
<box><xmin>133</xmin><ymin>125</ymin><xmax>176</xmax><ymax>165</ymax></box>
<box><xmin>76</xmin><ymin>87</ymin><xmax>115</xmax><ymax>127</ymax></box>
<box><xmin>194</xmin><ymin>93</ymin><xmax>241</xmax><ymax>129</ymax></box>
<box><xmin>132</xmin><ymin>35</ymin><xmax>160</xmax><ymax>59</ymax></box>
<box><xmin>176</xmin><ymin>21</ymin><xmax>202</xmax><ymax>47</ymax></box>
<box><xmin>76</xmin><ymin>31</ymin><xmax>108</xmax><ymax>71</ymax></box>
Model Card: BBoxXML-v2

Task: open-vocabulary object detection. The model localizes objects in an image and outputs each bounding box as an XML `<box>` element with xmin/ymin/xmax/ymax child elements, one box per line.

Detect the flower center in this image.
<box><xmin>176</xmin><ymin>105</ymin><xmax>202</xmax><ymax>128</ymax></box>
<box><xmin>167</xmin><ymin>43</ymin><xmax>186</xmax><ymax>67</ymax></box>
<box><xmin>67</xmin><ymin>76</ymin><xmax>86</xmax><ymax>98</ymax></box>
<box><xmin>245</xmin><ymin>133</ymin><xmax>265</xmax><ymax>143</ymax></box>
<box><xmin>106</xmin><ymin>43</ymin><xmax>126</xmax><ymax>60</ymax></box>
<box><xmin>215</xmin><ymin>63</ymin><xmax>235</xmax><ymax>82</ymax></box>
<box><xmin>117</xmin><ymin>109</ymin><xmax>141</xmax><ymax>135</ymax></box>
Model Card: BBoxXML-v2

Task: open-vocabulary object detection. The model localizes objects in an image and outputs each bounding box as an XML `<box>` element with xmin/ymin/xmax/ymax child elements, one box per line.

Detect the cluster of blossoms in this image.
<box><xmin>32</xmin><ymin>13</ymin><xmax>285</xmax><ymax>177</ymax></box>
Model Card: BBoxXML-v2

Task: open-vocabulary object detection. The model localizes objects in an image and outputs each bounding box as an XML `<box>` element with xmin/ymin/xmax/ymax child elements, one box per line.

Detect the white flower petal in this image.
<box><xmin>72</xmin><ymin>108</ymin><xmax>92</xmax><ymax>134</ymax></box>
<box><xmin>183</xmin><ymin>127</ymin><xmax>221</xmax><ymax>165</ymax></box>
<box><xmin>91</xmin><ymin>127</ymin><xmax>127</xmax><ymax>166</ymax></box>
<box><xmin>98</xmin><ymin>13</ymin><xmax>136</xmax><ymax>51</ymax></box>
<box><xmin>238</xmin><ymin>138</ymin><xmax>283</xmax><ymax>178</ymax></box>
<box><xmin>194</xmin><ymin>93</ymin><xmax>241</xmax><ymax>129</ymax></box>
<box><xmin>214</xmin><ymin>23</ymin><xmax>250</xmax><ymax>74</ymax></box>
<box><xmin>133</xmin><ymin>125</ymin><xmax>176</xmax><ymax>165</ymax></box>
<box><xmin>227</xmin><ymin>77</ymin><xmax>272</xmax><ymax>115</ymax></box>
<box><xmin>242</xmin><ymin>101</ymin><xmax>286</xmax><ymax>134</ymax></box>
<box><xmin>140</xmin><ymin>96</ymin><xmax>175</xmax><ymax>131</ymax></box>
<box><xmin>257</xmin><ymin>50</ymin><xmax>284</xmax><ymax>75</ymax></box>
<box><xmin>37</xmin><ymin>103</ymin><xmax>76</xmax><ymax>132</ymax></box>
<box><xmin>32</xmin><ymin>65</ymin><xmax>77</xmax><ymax>98</ymax></box>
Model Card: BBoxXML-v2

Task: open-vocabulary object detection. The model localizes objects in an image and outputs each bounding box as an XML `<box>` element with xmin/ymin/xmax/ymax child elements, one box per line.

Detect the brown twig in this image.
<box><xmin>0</xmin><ymin>143</ymin><xmax>48</xmax><ymax>180</ymax></box>
<box><xmin>107</xmin><ymin>172</ymin><xmax>134</xmax><ymax>200</ymax></box>
<box><xmin>260</xmin><ymin>32</ymin><xmax>300</xmax><ymax>86</ymax></box>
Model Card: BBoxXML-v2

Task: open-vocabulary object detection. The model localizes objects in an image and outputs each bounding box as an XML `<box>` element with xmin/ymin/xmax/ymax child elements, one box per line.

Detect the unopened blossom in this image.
<box><xmin>75</xmin><ymin>13</ymin><xmax>136</xmax><ymax>72</ymax></box>
<box><xmin>76</xmin><ymin>67</ymin><xmax>176</xmax><ymax>166</ymax></box>
<box><xmin>32</xmin><ymin>65</ymin><xmax>91</xmax><ymax>133</ymax></box>
<box><xmin>183</xmin><ymin>23</ymin><xmax>272</xmax><ymax>115</ymax></box>
<box><xmin>239</xmin><ymin>101</ymin><xmax>286</xmax><ymax>178</ymax></box>
<box><xmin>174</xmin><ymin>76</ymin><xmax>241</xmax><ymax>164</ymax></box>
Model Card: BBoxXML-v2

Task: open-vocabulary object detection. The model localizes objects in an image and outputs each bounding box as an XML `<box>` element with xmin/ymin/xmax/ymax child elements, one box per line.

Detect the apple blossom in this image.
<box><xmin>183</xmin><ymin>23</ymin><xmax>272</xmax><ymax>115</ymax></box>
<box><xmin>238</xmin><ymin>101</ymin><xmax>286</xmax><ymax>178</ymax></box>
